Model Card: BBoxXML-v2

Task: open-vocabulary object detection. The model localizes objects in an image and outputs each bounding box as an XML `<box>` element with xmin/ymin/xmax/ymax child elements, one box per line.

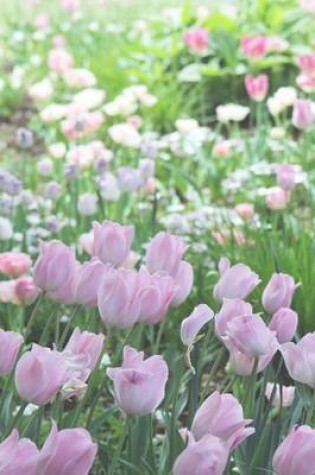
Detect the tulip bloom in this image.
<box><xmin>98</xmin><ymin>268</ymin><xmax>140</xmax><ymax>328</ymax></box>
<box><xmin>241</xmin><ymin>35</ymin><xmax>268</xmax><ymax>59</ymax></box>
<box><xmin>191</xmin><ymin>391</ymin><xmax>254</xmax><ymax>449</ymax></box>
<box><xmin>33</xmin><ymin>240</ymin><xmax>77</xmax><ymax>293</ymax></box>
<box><xmin>14</xmin><ymin>277</ymin><xmax>39</xmax><ymax>306</ymax></box>
<box><xmin>171</xmin><ymin>260</ymin><xmax>194</xmax><ymax>306</ymax></box>
<box><xmin>173</xmin><ymin>432</ymin><xmax>229</xmax><ymax>475</ymax></box>
<box><xmin>15</xmin><ymin>344</ymin><xmax>67</xmax><ymax>405</ymax></box>
<box><xmin>269</xmin><ymin>307</ymin><xmax>298</xmax><ymax>344</ymax></box>
<box><xmin>145</xmin><ymin>232</ymin><xmax>187</xmax><ymax>277</ymax></box>
<box><xmin>0</xmin><ymin>329</ymin><xmax>23</xmax><ymax>375</ymax></box>
<box><xmin>37</xmin><ymin>421</ymin><xmax>97</xmax><ymax>475</ymax></box>
<box><xmin>245</xmin><ymin>74</ymin><xmax>269</xmax><ymax>101</ymax></box>
<box><xmin>74</xmin><ymin>259</ymin><xmax>109</xmax><ymax>307</ymax></box>
<box><xmin>93</xmin><ymin>220</ymin><xmax>133</xmax><ymax>267</ymax></box>
<box><xmin>183</xmin><ymin>28</ymin><xmax>209</xmax><ymax>54</ymax></box>
<box><xmin>272</xmin><ymin>425</ymin><xmax>315</xmax><ymax>475</ymax></box>
<box><xmin>298</xmin><ymin>53</ymin><xmax>315</xmax><ymax>77</ymax></box>
<box><xmin>63</xmin><ymin>327</ymin><xmax>104</xmax><ymax>370</ymax></box>
<box><xmin>0</xmin><ymin>252</ymin><xmax>32</xmax><ymax>278</ymax></box>
<box><xmin>213</xmin><ymin>258</ymin><xmax>260</xmax><ymax>303</ymax></box>
<box><xmin>266</xmin><ymin>187</ymin><xmax>291</xmax><ymax>210</ymax></box>
<box><xmin>276</xmin><ymin>164</ymin><xmax>297</xmax><ymax>191</ymax></box>
<box><xmin>181</xmin><ymin>304</ymin><xmax>214</xmax><ymax>346</ymax></box>
<box><xmin>0</xmin><ymin>430</ymin><xmax>39</xmax><ymax>475</ymax></box>
<box><xmin>292</xmin><ymin>99</ymin><xmax>314</xmax><ymax>130</ymax></box>
<box><xmin>262</xmin><ymin>273</ymin><xmax>297</xmax><ymax>315</ymax></box>
<box><xmin>215</xmin><ymin>298</ymin><xmax>252</xmax><ymax>339</ymax></box>
<box><xmin>281</xmin><ymin>332</ymin><xmax>315</xmax><ymax>388</ymax></box>
<box><xmin>107</xmin><ymin>346</ymin><xmax>168</xmax><ymax>415</ymax></box>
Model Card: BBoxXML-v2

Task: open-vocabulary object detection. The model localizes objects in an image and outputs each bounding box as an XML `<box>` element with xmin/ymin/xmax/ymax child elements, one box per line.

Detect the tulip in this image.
<box><xmin>292</xmin><ymin>99</ymin><xmax>314</xmax><ymax>129</ymax></box>
<box><xmin>93</xmin><ymin>220</ymin><xmax>133</xmax><ymax>267</ymax></box>
<box><xmin>272</xmin><ymin>425</ymin><xmax>315</xmax><ymax>475</ymax></box>
<box><xmin>269</xmin><ymin>307</ymin><xmax>298</xmax><ymax>344</ymax></box>
<box><xmin>276</xmin><ymin>164</ymin><xmax>297</xmax><ymax>191</ymax></box>
<box><xmin>191</xmin><ymin>391</ymin><xmax>254</xmax><ymax>449</ymax></box>
<box><xmin>183</xmin><ymin>28</ymin><xmax>209</xmax><ymax>54</ymax></box>
<box><xmin>14</xmin><ymin>277</ymin><xmax>39</xmax><ymax>306</ymax></box>
<box><xmin>98</xmin><ymin>268</ymin><xmax>140</xmax><ymax>328</ymax></box>
<box><xmin>235</xmin><ymin>203</ymin><xmax>255</xmax><ymax>220</ymax></box>
<box><xmin>298</xmin><ymin>53</ymin><xmax>315</xmax><ymax>77</ymax></box>
<box><xmin>213</xmin><ymin>258</ymin><xmax>260</xmax><ymax>303</ymax></box>
<box><xmin>245</xmin><ymin>74</ymin><xmax>269</xmax><ymax>101</ymax></box>
<box><xmin>145</xmin><ymin>232</ymin><xmax>187</xmax><ymax>276</ymax></box>
<box><xmin>281</xmin><ymin>332</ymin><xmax>315</xmax><ymax>388</ymax></box>
<box><xmin>37</xmin><ymin>421</ymin><xmax>97</xmax><ymax>475</ymax></box>
<box><xmin>241</xmin><ymin>35</ymin><xmax>268</xmax><ymax>59</ymax></box>
<box><xmin>74</xmin><ymin>259</ymin><xmax>109</xmax><ymax>307</ymax></box>
<box><xmin>0</xmin><ymin>430</ymin><xmax>39</xmax><ymax>475</ymax></box>
<box><xmin>225</xmin><ymin>315</ymin><xmax>278</xmax><ymax>358</ymax></box>
<box><xmin>15</xmin><ymin>344</ymin><xmax>67</xmax><ymax>405</ymax></box>
<box><xmin>33</xmin><ymin>240</ymin><xmax>77</xmax><ymax>293</ymax></box>
<box><xmin>181</xmin><ymin>304</ymin><xmax>214</xmax><ymax>346</ymax></box>
<box><xmin>0</xmin><ymin>329</ymin><xmax>23</xmax><ymax>375</ymax></box>
<box><xmin>48</xmin><ymin>48</ymin><xmax>73</xmax><ymax>73</ymax></box>
<box><xmin>262</xmin><ymin>273</ymin><xmax>297</xmax><ymax>315</ymax></box>
<box><xmin>107</xmin><ymin>346</ymin><xmax>168</xmax><ymax>415</ymax></box>
<box><xmin>137</xmin><ymin>270</ymin><xmax>175</xmax><ymax>325</ymax></box>
<box><xmin>215</xmin><ymin>298</ymin><xmax>252</xmax><ymax>339</ymax></box>
<box><xmin>0</xmin><ymin>252</ymin><xmax>32</xmax><ymax>278</ymax></box>
<box><xmin>63</xmin><ymin>327</ymin><xmax>104</xmax><ymax>370</ymax></box>
<box><xmin>265</xmin><ymin>383</ymin><xmax>295</xmax><ymax>408</ymax></box>
<box><xmin>171</xmin><ymin>260</ymin><xmax>194</xmax><ymax>306</ymax></box>
<box><xmin>266</xmin><ymin>187</ymin><xmax>290</xmax><ymax>210</ymax></box>
<box><xmin>173</xmin><ymin>432</ymin><xmax>229</xmax><ymax>475</ymax></box>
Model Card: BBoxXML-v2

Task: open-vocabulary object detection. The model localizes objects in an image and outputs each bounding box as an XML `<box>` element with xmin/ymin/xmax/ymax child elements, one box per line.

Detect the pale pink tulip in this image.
<box><xmin>181</xmin><ymin>304</ymin><xmax>214</xmax><ymax>346</ymax></box>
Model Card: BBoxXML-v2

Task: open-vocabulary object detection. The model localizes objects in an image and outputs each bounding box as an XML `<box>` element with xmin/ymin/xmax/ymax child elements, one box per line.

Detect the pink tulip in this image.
<box><xmin>107</xmin><ymin>346</ymin><xmax>168</xmax><ymax>415</ymax></box>
<box><xmin>63</xmin><ymin>327</ymin><xmax>104</xmax><ymax>370</ymax></box>
<box><xmin>0</xmin><ymin>329</ymin><xmax>23</xmax><ymax>375</ymax></box>
<box><xmin>245</xmin><ymin>74</ymin><xmax>269</xmax><ymax>101</ymax></box>
<box><xmin>15</xmin><ymin>344</ymin><xmax>67</xmax><ymax>405</ymax></box>
<box><xmin>272</xmin><ymin>425</ymin><xmax>315</xmax><ymax>475</ymax></box>
<box><xmin>33</xmin><ymin>240</ymin><xmax>77</xmax><ymax>293</ymax></box>
<box><xmin>145</xmin><ymin>232</ymin><xmax>187</xmax><ymax>277</ymax></box>
<box><xmin>74</xmin><ymin>259</ymin><xmax>109</xmax><ymax>307</ymax></box>
<box><xmin>276</xmin><ymin>164</ymin><xmax>297</xmax><ymax>191</ymax></box>
<box><xmin>93</xmin><ymin>220</ymin><xmax>133</xmax><ymax>267</ymax></box>
<box><xmin>269</xmin><ymin>307</ymin><xmax>298</xmax><ymax>344</ymax></box>
<box><xmin>262</xmin><ymin>273</ymin><xmax>297</xmax><ymax>314</ymax></box>
<box><xmin>241</xmin><ymin>35</ymin><xmax>268</xmax><ymax>59</ymax></box>
<box><xmin>298</xmin><ymin>53</ymin><xmax>315</xmax><ymax>76</ymax></box>
<box><xmin>265</xmin><ymin>383</ymin><xmax>295</xmax><ymax>408</ymax></box>
<box><xmin>235</xmin><ymin>203</ymin><xmax>255</xmax><ymax>220</ymax></box>
<box><xmin>98</xmin><ymin>268</ymin><xmax>140</xmax><ymax>328</ymax></box>
<box><xmin>14</xmin><ymin>277</ymin><xmax>39</xmax><ymax>306</ymax></box>
<box><xmin>181</xmin><ymin>304</ymin><xmax>214</xmax><ymax>346</ymax></box>
<box><xmin>281</xmin><ymin>332</ymin><xmax>315</xmax><ymax>388</ymax></box>
<box><xmin>38</xmin><ymin>421</ymin><xmax>97</xmax><ymax>475</ymax></box>
<box><xmin>213</xmin><ymin>258</ymin><xmax>260</xmax><ymax>302</ymax></box>
<box><xmin>266</xmin><ymin>187</ymin><xmax>290</xmax><ymax>210</ymax></box>
<box><xmin>225</xmin><ymin>315</ymin><xmax>278</xmax><ymax>358</ymax></box>
<box><xmin>292</xmin><ymin>99</ymin><xmax>314</xmax><ymax>129</ymax></box>
<box><xmin>225</xmin><ymin>336</ymin><xmax>278</xmax><ymax>376</ymax></box>
<box><xmin>137</xmin><ymin>270</ymin><xmax>175</xmax><ymax>325</ymax></box>
<box><xmin>0</xmin><ymin>252</ymin><xmax>32</xmax><ymax>278</ymax></box>
<box><xmin>60</xmin><ymin>0</ymin><xmax>80</xmax><ymax>13</ymax></box>
<box><xmin>191</xmin><ymin>391</ymin><xmax>254</xmax><ymax>449</ymax></box>
<box><xmin>48</xmin><ymin>48</ymin><xmax>73</xmax><ymax>73</ymax></box>
<box><xmin>183</xmin><ymin>28</ymin><xmax>209</xmax><ymax>54</ymax></box>
<box><xmin>173</xmin><ymin>432</ymin><xmax>229</xmax><ymax>475</ymax></box>
<box><xmin>215</xmin><ymin>298</ymin><xmax>252</xmax><ymax>339</ymax></box>
<box><xmin>0</xmin><ymin>430</ymin><xmax>39</xmax><ymax>475</ymax></box>
<box><xmin>296</xmin><ymin>73</ymin><xmax>315</xmax><ymax>93</ymax></box>
<box><xmin>171</xmin><ymin>260</ymin><xmax>194</xmax><ymax>306</ymax></box>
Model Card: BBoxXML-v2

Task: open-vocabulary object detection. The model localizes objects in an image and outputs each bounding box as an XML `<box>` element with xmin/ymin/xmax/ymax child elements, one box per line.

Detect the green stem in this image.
<box><xmin>108</xmin><ymin>416</ymin><xmax>131</xmax><ymax>475</ymax></box>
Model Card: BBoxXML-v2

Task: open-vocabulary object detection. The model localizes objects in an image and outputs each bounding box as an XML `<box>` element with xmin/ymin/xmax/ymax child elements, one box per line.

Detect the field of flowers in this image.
<box><xmin>1</xmin><ymin>0</ymin><xmax>315</xmax><ymax>473</ymax></box>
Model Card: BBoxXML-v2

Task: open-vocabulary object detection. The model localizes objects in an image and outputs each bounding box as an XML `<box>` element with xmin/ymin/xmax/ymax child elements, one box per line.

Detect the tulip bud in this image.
<box><xmin>292</xmin><ymin>99</ymin><xmax>314</xmax><ymax>130</ymax></box>
<box><xmin>15</xmin><ymin>344</ymin><xmax>67</xmax><ymax>405</ymax></box>
<box><xmin>215</xmin><ymin>298</ymin><xmax>252</xmax><ymax>339</ymax></box>
<box><xmin>37</xmin><ymin>421</ymin><xmax>97</xmax><ymax>475</ymax></box>
<box><xmin>0</xmin><ymin>329</ymin><xmax>23</xmax><ymax>375</ymax></box>
<box><xmin>145</xmin><ymin>232</ymin><xmax>187</xmax><ymax>277</ymax></box>
<box><xmin>269</xmin><ymin>307</ymin><xmax>298</xmax><ymax>343</ymax></box>
<box><xmin>14</xmin><ymin>277</ymin><xmax>39</xmax><ymax>306</ymax></box>
<box><xmin>107</xmin><ymin>346</ymin><xmax>168</xmax><ymax>415</ymax></box>
<box><xmin>262</xmin><ymin>273</ymin><xmax>297</xmax><ymax>315</ymax></box>
<box><xmin>171</xmin><ymin>260</ymin><xmax>194</xmax><ymax>306</ymax></box>
<box><xmin>245</xmin><ymin>74</ymin><xmax>269</xmax><ymax>101</ymax></box>
<box><xmin>93</xmin><ymin>220</ymin><xmax>133</xmax><ymax>267</ymax></box>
